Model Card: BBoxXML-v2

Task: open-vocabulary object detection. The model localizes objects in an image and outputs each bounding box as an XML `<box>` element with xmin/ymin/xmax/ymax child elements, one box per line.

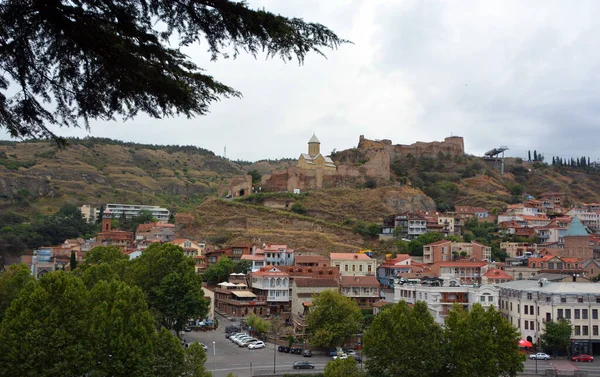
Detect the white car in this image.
<box><xmin>234</xmin><ymin>336</ymin><xmax>252</xmax><ymax>345</ymax></box>
<box><xmin>230</xmin><ymin>334</ymin><xmax>248</xmax><ymax>343</ymax></box>
<box><xmin>333</xmin><ymin>353</ymin><xmax>348</xmax><ymax>360</ymax></box>
<box><xmin>186</xmin><ymin>342</ymin><xmax>208</xmax><ymax>351</ymax></box>
<box><xmin>529</xmin><ymin>353</ymin><xmax>550</xmax><ymax>360</ymax></box>
<box><xmin>239</xmin><ymin>338</ymin><xmax>259</xmax><ymax>347</ymax></box>
<box><xmin>248</xmin><ymin>341</ymin><xmax>266</xmax><ymax>350</ymax></box>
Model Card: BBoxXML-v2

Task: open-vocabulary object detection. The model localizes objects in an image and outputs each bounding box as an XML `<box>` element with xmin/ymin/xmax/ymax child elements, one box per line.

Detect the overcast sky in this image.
<box><xmin>2</xmin><ymin>0</ymin><xmax>600</xmax><ymax>162</ymax></box>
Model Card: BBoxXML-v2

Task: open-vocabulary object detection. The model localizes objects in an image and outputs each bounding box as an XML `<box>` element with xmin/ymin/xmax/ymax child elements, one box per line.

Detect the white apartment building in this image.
<box><xmin>99</xmin><ymin>203</ymin><xmax>170</xmax><ymax>222</ymax></box>
<box><xmin>567</xmin><ymin>208</ymin><xmax>600</xmax><ymax>232</ymax></box>
<box><xmin>393</xmin><ymin>277</ymin><xmax>499</xmax><ymax>325</ymax></box>
<box><xmin>250</xmin><ymin>266</ymin><xmax>290</xmax><ymax>304</ymax></box>
<box><xmin>498</xmin><ymin>280</ymin><xmax>600</xmax><ymax>356</ymax></box>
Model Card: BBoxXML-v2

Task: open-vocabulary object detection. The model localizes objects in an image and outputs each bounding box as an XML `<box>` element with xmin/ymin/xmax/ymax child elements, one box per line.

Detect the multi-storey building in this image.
<box><xmin>498</xmin><ymin>280</ymin><xmax>600</xmax><ymax>355</ymax></box>
<box><xmin>394</xmin><ymin>212</ymin><xmax>428</xmax><ymax>239</ymax></box>
<box><xmin>567</xmin><ymin>208</ymin><xmax>600</xmax><ymax>232</ymax></box>
<box><xmin>255</xmin><ymin>244</ymin><xmax>295</xmax><ymax>266</ymax></box>
<box><xmin>250</xmin><ymin>265</ymin><xmax>291</xmax><ymax>315</ymax></box>
<box><xmin>559</xmin><ymin>217</ymin><xmax>594</xmax><ymax>259</ymax></box>
<box><xmin>98</xmin><ymin>204</ymin><xmax>170</xmax><ymax>222</ymax></box>
<box><xmin>340</xmin><ymin>275</ymin><xmax>381</xmax><ymax>309</ymax></box>
<box><xmin>423</xmin><ymin>240</ymin><xmax>491</xmax><ymax>264</ymax></box>
<box><xmin>330</xmin><ymin>253</ymin><xmax>377</xmax><ymax>276</ymax></box>
<box><xmin>394</xmin><ymin>277</ymin><xmax>499</xmax><ymax>325</ymax></box>
<box><xmin>431</xmin><ymin>261</ymin><xmax>489</xmax><ymax>285</ymax></box>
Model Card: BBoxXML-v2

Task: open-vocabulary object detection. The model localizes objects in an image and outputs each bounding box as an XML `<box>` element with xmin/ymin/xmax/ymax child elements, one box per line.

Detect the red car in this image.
<box><xmin>572</xmin><ymin>354</ymin><xmax>594</xmax><ymax>362</ymax></box>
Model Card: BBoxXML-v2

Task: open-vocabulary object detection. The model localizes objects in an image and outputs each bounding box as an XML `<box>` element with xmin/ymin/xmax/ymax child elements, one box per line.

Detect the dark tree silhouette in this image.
<box><xmin>0</xmin><ymin>1</ymin><xmax>346</xmax><ymax>144</ymax></box>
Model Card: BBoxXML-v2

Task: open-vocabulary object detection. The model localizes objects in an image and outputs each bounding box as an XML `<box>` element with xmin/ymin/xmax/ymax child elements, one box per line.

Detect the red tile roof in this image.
<box><xmin>437</xmin><ymin>261</ymin><xmax>488</xmax><ymax>267</ymax></box>
<box><xmin>294</xmin><ymin>278</ymin><xmax>338</xmax><ymax>288</ymax></box>
<box><xmin>329</xmin><ymin>253</ymin><xmax>372</xmax><ymax>261</ymax></box>
<box><xmin>484</xmin><ymin>268</ymin><xmax>512</xmax><ymax>280</ymax></box>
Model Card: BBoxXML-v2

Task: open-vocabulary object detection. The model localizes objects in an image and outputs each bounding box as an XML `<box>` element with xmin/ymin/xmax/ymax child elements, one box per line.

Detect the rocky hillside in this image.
<box><xmin>0</xmin><ymin>138</ymin><xmax>245</xmax><ymax>216</ymax></box>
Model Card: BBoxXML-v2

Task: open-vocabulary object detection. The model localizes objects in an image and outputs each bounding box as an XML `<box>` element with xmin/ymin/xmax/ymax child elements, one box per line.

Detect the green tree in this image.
<box><xmin>184</xmin><ymin>343</ymin><xmax>212</xmax><ymax>377</ymax></box>
<box><xmin>0</xmin><ymin>263</ymin><xmax>34</xmax><ymax>322</ymax></box>
<box><xmin>152</xmin><ymin>328</ymin><xmax>187</xmax><ymax>377</ymax></box>
<box><xmin>408</xmin><ymin>232</ymin><xmax>444</xmax><ymax>256</ymax></box>
<box><xmin>291</xmin><ymin>202</ymin><xmax>307</xmax><ymax>214</ymax></box>
<box><xmin>540</xmin><ymin>319</ymin><xmax>572</xmax><ymax>355</ymax></box>
<box><xmin>443</xmin><ymin>304</ymin><xmax>524</xmax><ymax>377</ymax></box>
<box><xmin>203</xmin><ymin>256</ymin><xmax>234</xmax><ymax>285</ymax></box>
<box><xmin>0</xmin><ymin>272</ymin><xmax>93</xmax><ymax>377</ymax></box>
<box><xmin>306</xmin><ymin>290</ymin><xmax>362</xmax><ymax>348</ymax></box>
<box><xmin>0</xmin><ymin>1</ymin><xmax>344</xmax><ymax>142</ymax></box>
<box><xmin>246</xmin><ymin>314</ymin><xmax>270</xmax><ymax>335</ymax></box>
<box><xmin>129</xmin><ymin>243</ymin><xmax>208</xmax><ymax>334</ymax></box>
<box><xmin>85</xmin><ymin>246</ymin><xmax>129</xmax><ymax>265</ymax></box>
<box><xmin>70</xmin><ymin>250</ymin><xmax>78</xmax><ymax>271</ymax></box>
<box><xmin>324</xmin><ymin>357</ymin><xmax>365</xmax><ymax>377</ymax></box>
<box><xmin>364</xmin><ymin>301</ymin><xmax>444</xmax><ymax>377</ymax></box>
<box><xmin>248</xmin><ymin>170</ymin><xmax>262</xmax><ymax>185</ymax></box>
<box><xmin>87</xmin><ymin>279</ymin><xmax>157</xmax><ymax>377</ymax></box>
<box><xmin>233</xmin><ymin>259</ymin><xmax>252</xmax><ymax>274</ymax></box>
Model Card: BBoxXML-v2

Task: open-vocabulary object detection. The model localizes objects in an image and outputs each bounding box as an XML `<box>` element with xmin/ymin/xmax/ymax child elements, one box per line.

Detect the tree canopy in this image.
<box><xmin>540</xmin><ymin>319</ymin><xmax>572</xmax><ymax>356</ymax></box>
<box><xmin>306</xmin><ymin>290</ymin><xmax>362</xmax><ymax>348</ymax></box>
<box><xmin>364</xmin><ymin>302</ymin><xmax>524</xmax><ymax>377</ymax></box>
<box><xmin>0</xmin><ymin>263</ymin><xmax>212</xmax><ymax>376</ymax></box>
<box><xmin>203</xmin><ymin>255</ymin><xmax>234</xmax><ymax>284</ymax></box>
<box><xmin>364</xmin><ymin>301</ymin><xmax>444</xmax><ymax>377</ymax></box>
<box><xmin>324</xmin><ymin>357</ymin><xmax>365</xmax><ymax>377</ymax></box>
<box><xmin>0</xmin><ymin>0</ymin><xmax>345</xmax><ymax>143</ymax></box>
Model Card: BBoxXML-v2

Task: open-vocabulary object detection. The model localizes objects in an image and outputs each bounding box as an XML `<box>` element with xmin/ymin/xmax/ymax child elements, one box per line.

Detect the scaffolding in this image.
<box><xmin>484</xmin><ymin>146</ymin><xmax>509</xmax><ymax>176</ymax></box>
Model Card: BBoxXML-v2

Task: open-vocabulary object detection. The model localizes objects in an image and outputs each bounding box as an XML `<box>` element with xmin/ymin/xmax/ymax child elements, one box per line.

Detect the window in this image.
<box><xmin>368</xmin><ymin>265</ymin><xmax>372</xmax><ymax>273</ymax></box>
<box><xmin>594</xmin><ymin>326</ymin><xmax>599</xmax><ymax>336</ymax></box>
<box><xmin>578</xmin><ymin>296</ymin><xmax>584</xmax><ymax>303</ymax></box>
<box><xmin>582</xmin><ymin>309</ymin><xmax>588</xmax><ymax>320</ymax></box>
<box><xmin>575</xmin><ymin>309</ymin><xmax>580</xmax><ymax>319</ymax></box>
<box><xmin>561</xmin><ymin>297</ymin><xmax>566</xmax><ymax>303</ymax></box>
<box><xmin>546</xmin><ymin>313</ymin><xmax>551</xmax><ymax>322</ymax></box>
<box><xmin>546</xmin><ymin>296</ymin><xmax>551</xmax><ymax>303</ymax></box>
<box><xmin>527</xmin><ymin>293</ymin><xmax>532</xmax><ymax>300</ymax></box>
<box><xmin>510</xmin><ymin>303</ymin><xmax>513</xmax><ymax>311</ymax></box>
<box><xmin>345</xmin><ymin>265</ymin><xmax>348</xmax><ymax>272</ymax></box>
<box><xmin>525</xmin><ymin>321</ymin><xmax>529</xmax><ymax>330</ymax></box>
<box><xmin>565</xmin><ymin>309</ymin><xmax>571</xmax><ymax>319</ymax></box>
<box><xmin>575</xmin><ymin>326</ymin><xmax>581</xmax><ymax>336</ymax></box>
<box><xmin>530</xmin><ymin>305</ymin><xmax>534</xmax><ymax>315</ymax></box>
<box><xmin>480</xmin><ymin>296</ymin><xmax>486</xmax><ymax>302</ymax></box>
<box><xmin>593</xmin><ymin>309</ymin><xmax>598</xmax><ymax>319</ymax></box>
<box><xmin>517</xmin><ymin>304</ymin><xmax>520</xmax><ymax>314</ymax></box>
<box><xmin>583</xmin><ymin>326</ymin><xmax>589</xmax><ymax>336</ymax></box>
<box><xmin>596</xmin><ymin>296</ymin><xmax>600</xmax><ymax>303</ymax></box>
<box><xmin>557</xmin><ymin>309</ymin><xmax>563</xmax><ymax>319</ymax></box>
<box><xmin>524</xmin><ymin>306</ymin><xmax>529</xmax><ymax>315</ymax></box>
<box><xmin>489</xmin><ymin>296</ymin><xmax>494</xmax><ymax>302</ymax></box>
<box><xmin>359</xmin><ymin>265</ymin><xmax>363</xmax><ymax>272</ymax></box>
<box><xmin>352</xmin><ymin>265</ymin><xmax>356</xmax><ymax>272</ymax></box>
<box><xmin>530</xmin><ymin>321</ymin><xmax>535</xmax><ymax>330</ymax></box>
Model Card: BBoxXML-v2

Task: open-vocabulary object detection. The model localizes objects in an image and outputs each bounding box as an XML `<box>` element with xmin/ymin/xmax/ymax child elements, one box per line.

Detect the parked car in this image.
<box><xmin>302</xmin><ymin>350</ymin><xmax>312</xmax><ymax>357</ymax></box>
<box><xmin>328</xmin><ymin>349</ymin><xmax>338</xmax><ymax>356</ymax></box>
<box><xmin>293</xmin><ymin>361</ymin><xmax>315</xmax><ymax>370</ymax></box>
<box><xmin>333</xmin><ymin>353</ymin><xmax>348</xmax><ymax>360</ymax></box>
<box><xmin>239</xmin><ymin>338</ymin><xmax>259</xmax><ymax>347</ymax></box>
<box><xmin>185</xmin><ymin>342</ymin><xmax>208</xmax><ymax>351</ymax></box>
<box><xmin>234</xmin><ymin>336</ymin><xmax>253</xmax><ymax>345</ymax></box>
<box><xmin>278</xmin><ymin>346</ymin><xmax>289</xmax><ymax>353</ymax></box>
<box><xmin>248</xmin><ymin>341</ymin><xmax>266</xmax><ymax>350</ymax></box>
<box><xmin>183</xmin><ymin>326</ymin><xmax>192</xmax><ymax>332</ymax></box>
<box><xmin>225</xmin><ymin>325</ymin><xmax>240</xmax><ymax>333</ymax></box>
<box><xmin>230</xmin><ymin>334</ymin><xmax>248</xmax><ymax>343</ymax></box>
<box><xmin>346</xmin><ymin>350</ymin><xmax>357</xmax><ymax>356</ymax></box>
<box><xmin>290</xmin><ymin>347</ymin><xmax>303</xmax><ymax>354</ymax></box>
<box><xmin>530</xmin><ymin>353</ymin><xmax>551</xmax><ymax>360</ymax></box>
<box><xmin>572</xmin><ymin>354</ymin><xmax>594</xmax><ymax>362</ymax></box>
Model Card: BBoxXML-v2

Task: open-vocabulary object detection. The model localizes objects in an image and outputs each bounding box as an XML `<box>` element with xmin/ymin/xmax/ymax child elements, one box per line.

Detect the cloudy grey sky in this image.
<box><xmin>2</xmin><ymin>0</ymin><xmax>600</xmax><ymax>162</ymax></box>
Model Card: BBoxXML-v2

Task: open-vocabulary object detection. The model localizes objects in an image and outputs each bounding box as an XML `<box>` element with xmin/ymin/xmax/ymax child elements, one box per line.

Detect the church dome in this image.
<box><xmin>308</xmin><ymin>133</ymin><xmax>320</xmax><ymax>144</ymax></box>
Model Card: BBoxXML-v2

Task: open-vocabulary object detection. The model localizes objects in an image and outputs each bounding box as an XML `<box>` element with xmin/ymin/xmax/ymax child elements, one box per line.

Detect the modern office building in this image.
<box><xmin>98</xmin><ymin>203</ymin><xmax>170</xmax><ymax>222</ymax></box>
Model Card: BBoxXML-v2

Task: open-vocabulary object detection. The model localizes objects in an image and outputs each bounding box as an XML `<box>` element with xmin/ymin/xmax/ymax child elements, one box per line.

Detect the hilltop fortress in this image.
<box><xmin>228</xmin><ymin>135</ymin><xmax>464</xmax><ymax>196</ymax></box>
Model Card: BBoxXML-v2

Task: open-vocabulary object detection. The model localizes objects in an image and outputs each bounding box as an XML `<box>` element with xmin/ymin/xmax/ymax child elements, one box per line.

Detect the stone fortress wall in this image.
<box><xmin>228</xmin><ymin>135</ymin><xmax>464</xmax><ymax>196</ymax></box>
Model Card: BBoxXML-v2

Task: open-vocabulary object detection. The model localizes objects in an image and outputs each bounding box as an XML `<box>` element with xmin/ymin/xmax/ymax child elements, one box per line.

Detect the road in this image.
<box><xmin>183</xmin><ymin>317</ymin><xmax>597</xmax><ymax>377</ymax></box>
<box><xmin>182</xmin><ymin>316</ymin><xmax>336</xmax><ymax>377</ymax></box>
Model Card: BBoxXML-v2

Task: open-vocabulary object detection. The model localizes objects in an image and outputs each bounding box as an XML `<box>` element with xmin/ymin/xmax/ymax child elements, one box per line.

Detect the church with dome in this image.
<box><xmin>296</xmin><ymin>134</ymin><xmax>337</xmax><ymax>171</ymax></box>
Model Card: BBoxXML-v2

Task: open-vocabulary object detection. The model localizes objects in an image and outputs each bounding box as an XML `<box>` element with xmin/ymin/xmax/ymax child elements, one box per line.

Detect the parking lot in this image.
<box><xmin>181</xmin><ymin>316</ymin><xmax>339</xmax><ymax>377</ymax></box>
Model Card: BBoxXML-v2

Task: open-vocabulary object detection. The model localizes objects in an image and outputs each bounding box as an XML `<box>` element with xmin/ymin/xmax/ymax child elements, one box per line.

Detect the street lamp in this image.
<box><xmin>212</xmin><ymin>341</ymin><xmax>216</xmax><ymax>375</ymax></box>
<box><xmin>273</xmin><ymin>330</ymin><xmax>277</xmax><ymax>373</ymax></box>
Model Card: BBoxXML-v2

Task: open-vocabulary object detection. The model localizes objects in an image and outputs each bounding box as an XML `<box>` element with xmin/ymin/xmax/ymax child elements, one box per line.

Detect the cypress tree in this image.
<box><xmin>69</xmin><ymin>250</ymin><xmax>77</xmax><ymax>271</ymax></box>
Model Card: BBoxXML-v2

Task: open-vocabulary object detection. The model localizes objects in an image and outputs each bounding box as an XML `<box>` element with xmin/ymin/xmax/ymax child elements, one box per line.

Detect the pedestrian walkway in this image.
<box><xmin>551</xmin><ymin>359</ymin><xmax>578</xmax><ymax>372</ymax></box>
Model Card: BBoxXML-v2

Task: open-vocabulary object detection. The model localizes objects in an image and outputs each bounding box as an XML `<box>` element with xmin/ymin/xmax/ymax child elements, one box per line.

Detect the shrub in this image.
<box><xmin>291</xmin><ymin>202</ymin><xmax>306</xmax><ymax>214</ymax></box>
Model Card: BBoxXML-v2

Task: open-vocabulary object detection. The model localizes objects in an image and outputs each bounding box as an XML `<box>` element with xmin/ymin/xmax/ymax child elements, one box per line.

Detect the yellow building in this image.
<box><xmin>296</xmin><ymin>134</ymin><xmax>336</xmax><ymax>171</ymax></box>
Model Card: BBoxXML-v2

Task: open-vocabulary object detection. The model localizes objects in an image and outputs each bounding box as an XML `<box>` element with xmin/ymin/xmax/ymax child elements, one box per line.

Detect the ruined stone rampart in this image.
<box><xmin>358</xmin><ymin>135</ymin><xmax>464</xmax><ymax>159</ymax></box>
